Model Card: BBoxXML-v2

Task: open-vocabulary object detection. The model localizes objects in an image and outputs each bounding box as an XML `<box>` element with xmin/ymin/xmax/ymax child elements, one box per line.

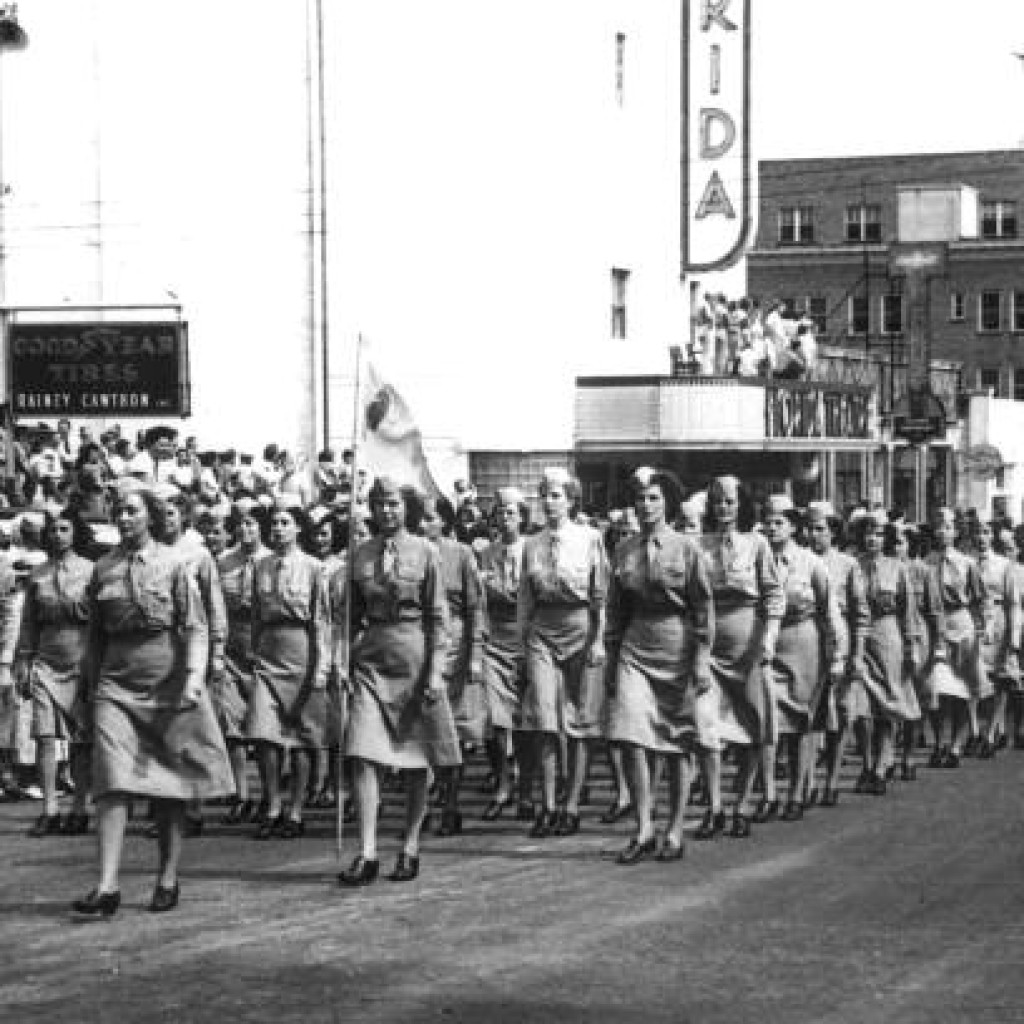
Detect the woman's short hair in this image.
<box><xmin>226</xmin><ymin>501</ymin><xmax>271</xmax><ymax>545</ymax></box>
<box><xmin>537</xmin><ymin>470</ymin><xmax>582</xmax><ymax>517</ymax></box>
<box><xmin>302</xmin><ymin>507</ymin><xmax>345</xmax><ymax>555</ymax></box>
<box><xmin>628</xmin><ymin>466</ymin><xmax>682</xmax><ymax>523</ymax></box>
<box><xmin>702</xmin><ymin>475</ymin><xmax>755</xmax><ymax>532</ymax></box>
<box><xmin>368</xmin><ymin>477</ymin><xmax>425</xmax><ymax>532</ymax></box>
<box><xmin>113</xmin><ymin>487</ymin><xmax>168</xmax><ymax>540</ymax></box>
<box><xmin>43</xmin><ymin>506</ymin><xmax>95</xmax><ymax>557</ymax></box>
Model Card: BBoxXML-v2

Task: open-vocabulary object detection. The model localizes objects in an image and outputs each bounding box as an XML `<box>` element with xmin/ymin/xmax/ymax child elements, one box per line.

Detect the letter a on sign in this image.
<box><xmin>682</xmin><ymin>0</ymin><xmax>751</xmax><ymax>272</ymax></box>
<box><xmin>695</xmin><ymin>171</ymin><xmax>735</xmax><ymax>219</ymax></box>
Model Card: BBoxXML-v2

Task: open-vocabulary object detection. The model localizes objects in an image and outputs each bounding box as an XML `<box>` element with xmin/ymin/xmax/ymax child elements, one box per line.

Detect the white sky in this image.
<box><xmin>2</xmin><ymin>0</ymin><xmax>1024</xmax><ymax>454</ymax></box>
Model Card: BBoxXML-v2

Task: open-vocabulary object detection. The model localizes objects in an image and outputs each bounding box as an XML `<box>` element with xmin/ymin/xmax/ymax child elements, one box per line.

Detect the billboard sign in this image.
<box><xmin>681</xmin><ymin>0</ymin><xmax>752</xmax><ymax>272</ymax></box>
<box><xmin>7</xmin><ymin>321</ymin><xmax>190</xmax><ymax>417</ymax></box>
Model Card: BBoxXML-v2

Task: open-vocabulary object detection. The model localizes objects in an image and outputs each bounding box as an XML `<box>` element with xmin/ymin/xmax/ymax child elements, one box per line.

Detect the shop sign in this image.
<box><xmin>682</xmin><ymin>0</ymin><xmax>751</xmax><ymax>272</ymax></box>
<box><xmin>765</xmin><ymin>386</ymin><xmax>870</xmax><ymax>440</ymax></box>
<box><xmin>7</xmin><ymin>322</ymin><xmax>190</xmax><ymax>417</ymax></box>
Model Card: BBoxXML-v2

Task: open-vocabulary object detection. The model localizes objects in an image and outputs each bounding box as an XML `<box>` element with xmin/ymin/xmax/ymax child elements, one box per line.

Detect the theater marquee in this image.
<box><xmin>7</xmin><ymin>321</ymin><xmax>190</xmax><ymax>416</ymax></box>
<box><xmin>681</xmin><ymin>0</ymin><xmax>751</xmax><ymax>273</ymax></box>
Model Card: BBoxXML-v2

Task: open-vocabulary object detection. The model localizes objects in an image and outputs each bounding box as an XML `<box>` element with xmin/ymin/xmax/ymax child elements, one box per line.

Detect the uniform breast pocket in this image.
<box><xmin>874</xmin><ymin>589</ymin><xmax>898</xmax><ymax>615</ymax></box>
<box><xmin>395</xmin><ymin>568</ymin><xmax>422</xmax><ymax>603</ymax></box>
<box><xmin>137</xmin><ymin>583</ymin><xmax>173</xmax><ymax>620</ymax></box>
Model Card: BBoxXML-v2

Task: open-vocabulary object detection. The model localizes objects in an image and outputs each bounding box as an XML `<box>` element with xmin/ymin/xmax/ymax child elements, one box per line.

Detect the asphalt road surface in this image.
<box><xmin>2</xmin><ymin>747</ymin><xmax>1023</xmax><ymax>1024</ymax></box>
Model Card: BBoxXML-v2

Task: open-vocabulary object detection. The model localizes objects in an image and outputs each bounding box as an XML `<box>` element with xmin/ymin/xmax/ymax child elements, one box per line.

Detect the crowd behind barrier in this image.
<box><xmin>0</xmin><ymin>419</ymin><xmax>1020</xmax><ymax>915</ymax></box>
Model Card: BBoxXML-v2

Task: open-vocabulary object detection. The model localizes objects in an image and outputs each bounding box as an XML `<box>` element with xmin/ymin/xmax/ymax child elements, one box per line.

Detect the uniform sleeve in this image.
<box><xmin>846</xmin><ymin>562</ymin><xmax>870</xmax><ymax>660</ymax></box>
<box><xmin>461</xmin><ymin>547</ymin><xmax>486</xmax><ymax>672</ymax></box>
<box><xmin>686</xmin><ymin>542</ymin><xmax>715</xmax><ymax>653</ymax></box>
<box><xmin>965</xmin><ymin>560</ymin><xmax>989</xmax><ymax>633</ymax></box>
<box><xmin>0</xmin><ymin>566</ymin><xmax>20</xmax><ymax>666</ymax></box>
<box><xmin>307</xmin><ymin>562</ymin><xmax>333</xmax><ymax>691</ymax></box>
<box><xmin>603</xmin><ymin>547</ymin><xmax>627</xmax><ymax>664</ymax></box>
<box><xmin>515</xmin><ymin>542</ymin><xmax>536</xmax><ymax>640</ymax></box>
<box><xmin>754</xmin><ymin>536</ymin><xmax>785</xmax><ymax>622</ymax></box>
<box><xmin>896</xmin><ymin>563</ymin><xmax>918</xmax><ymax>662</ymax></box>
<box><xmin>423</xmin><ymin>544</ymin><xmax>450</xmax><ymax>688</ymax></box>
<box><xmin>172</xmin><ymin>563</ymin><xmax>209</xmax><ymax>682</ymax></box>
<box><xmin>588</xmin><ymin>532</ymin><xmax>610</xmax><ymax>612</ymax></box>
<box><xmin>920</xmin><ymin>564</ymin><xmax>947</xmax><ymax>658</ymax></box>
<box><xmin>199</xmin><ymin>554</ymin><xmax>228</xmax><ymax>667</ymax></box>
<box><xmin>1003</xmin><ymin>563</ymin><xmax>1020</xmax><ymax>654</ymax></box>
<box><xmin>15</xmin><ymin>576</ymin><xmax>39</xmax><ymax>662</ymax></box>
<box><xmin>810</xmin><ymin>556</ymin><xmax>841</xmax><ymax>670</ymax></box>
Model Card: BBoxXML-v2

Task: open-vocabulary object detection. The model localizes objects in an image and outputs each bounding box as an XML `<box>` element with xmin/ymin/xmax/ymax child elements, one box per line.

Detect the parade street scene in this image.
<box><xmin>2</xmin><ymin>1</ymin><xmax>1024</xmax><ymax>1022</ymax></box>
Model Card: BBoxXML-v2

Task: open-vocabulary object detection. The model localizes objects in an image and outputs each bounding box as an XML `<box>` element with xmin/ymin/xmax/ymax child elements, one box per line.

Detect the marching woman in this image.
<box><xmin>71</xmin><ymin>486</ymin><xmax>234</xmax><ymax>917</ymax></box>
<box><xmin>246</xmin><ymin>502</ymin><xmax>332</xmax><ymax>839</ymax></box>
<box><xmin>478</xmin><ymin>487</ymin><xmax>530</xmax><ymax>821</ymax></box>
<box><xmin>695</xmin><ymin>476</ymin><xmax>783</xmax><ymax>839</ymax></box>
<box><xmin>805</xmin><ymin>501</ymin><xmax>869</xmax><ymax>806</ymax></box>
<box><xmin>996</xmin><ymin>526</ymin><xmax>1024</xmax><ymax>748</ymax></box>
<box><xmin>215</xmin><ymin>500</ymin><xmax>271</xmax><ymax>824</ymax></box>
<box><xmin>850</xmin><ymin>510</ymin><xmax>921</xmax><ymax>794</ymax></box>
<box><xmin>516</xmin><ymin>468</ymin><xmax>608</xmax><ymax>838</ymax></box>
<box><xmin>17</xmin><ymin>509</ymin><xmax>95</xmax><ymax>836</ymax></box>
<box><xmin>161</xmin><ymin>491</ymin><xmax>228</xmax><ymax>836</ymax></box>
<box><xmin>758</xmin><ymin>495</ymin><xmax>839</xmax><ymax>822</ymax></box>
<box><xmin>419</xmin><ymin>496</ymin><xmax>486</xmax><ymax>835</ymax></box>
<box><xmin>339</xmin><ymin>477</ymin><xmax>461</xmax><ymax>885</ymax></box>
<box><xmin>890</xmin><ymin>523</ymin><xmax>944</xmax><ymax>779</ymax></box>
<box><xmin>975</xmin><ymin>520</ymin><xmax>1020</xmax><ymax>756</ymax></box>
<box><xmin>603</xmin><ymin>468</ymin><xmax>714</xmax><ymax>864</ymax></box>
<box><xmin>923</xmin><ymin>507</ymin><xmax>990</xmax><ymax>769</ymax></box>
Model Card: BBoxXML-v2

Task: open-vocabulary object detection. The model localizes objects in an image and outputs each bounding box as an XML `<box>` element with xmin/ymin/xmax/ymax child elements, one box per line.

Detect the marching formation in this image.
<box><xmin>2</xmin><ymin>422</ymin><xmax>1021</xmax><ymax>920</ymax></box>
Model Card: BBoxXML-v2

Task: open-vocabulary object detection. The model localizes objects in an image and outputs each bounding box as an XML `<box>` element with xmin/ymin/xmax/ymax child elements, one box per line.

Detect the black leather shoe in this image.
<box><xmin>254</xmin><ymin>813</ymin><xmax>285</xmax><ymax>840</ymax></box>
<box><xmin>900</xmin><ymin>763</ymin><xmax>918</xmax><ymax>782</ymax></box>
<box><xmin>942</xmin><ymin>750</ymin><xmax>961</xmax><ymax>769</ymax></box>
<box><xmin>388</xmin><ymin>852</ymin><xmax>420</xmax><ymax>883</ymax></box>
<box><xmin>62</xmin><ymin>812</ymin><xmax>90</xmax><ymax>835</ymax></box>
<box><xmin>71</xmin><ymin>889</ymin><xmax>120</xmax><ymax>919</ymax></box>
<box><xmin>553</xmin><ymin>809</ymin><xmax>580</xmax><ymax>836</ymax></box>
<box><xmin>224</xmin><ymin>799</ymin><xmax>257</xmax><ymax>825</ymax></box>
<box><xmin>278</xmin><ymin>817</ymin><xmax>305</xmax><ymax>839</ymax></box>
<box><xmin>28</xmin><ymin>813</ymin><xmax>63</xmax><ymax>837</ymax></box>
<box><xmin>516</xmin><ymin>800</ymin><xmax>536</xmax><ymax>822</ymax></box>
<box><xmin>149</xmin><ymin>882</ymin><xmax>180</xmax><ymax>913</ymax></box>
<box><xmin>656</xmin><ymin>836</ymin><xmax>685</xmax><ymax>861</ymax></box>
<box><xmin>820</xmin><ymin>788</ymin><xmax>840</xmax><ymax>807</ymax></box>
<box><xmin>929</xmin><ymin>749</ymin><xmax>945</xmax><ymax>768</ymax></box>
<box><xmin>599</xmin><ymin>800</ymin><xmax>633</xmax><ymax>824</ymax></box>
<box><xmin>729</xmin><ymin>812</ymin><xmax>752</xmax><ymax>838</ymax></box>
<box><xmin>482</xmin><ymin>797</ymin><xmax>511</xmax><ymax>822</ymax></box>
<box><xmin>781</xmin><ymin>800</ymin><xmax>804</xmax><ymax>822</ymax></box>
<box><xmin>616</xmin><ymin>836</ymin><xmax>657</xmax><ymax>865</ymax></box>
<box><xmin>854</xmin><ymin>770</ymin><xmax>873</xmax><ymax>794</ymax></box>
<box><xmin>752</xmin><ymin>799</ymin><xmax>780</xmax><ymax>824</ymax></box>
<box><xmin>529</xmin><ymin>809</ymin><xmax>557</xmax><ymax>838</ymax></box>
<box><xmin>694</xmin><ymin>809</ymin><xmax>726</xmax><ymax>840</ymax></box>
<box><xmin>436</xmin><ymin>809</ymin><xmax>463</xmax><ymax>837</ymax></box>
<box><xmin>868</xmin><ymin>773</ymin><xmax>887</xmax><ymax>796</ymax></box>
<box><xmin>338</xmin><ymin>856</ymin><xmax>380</xmax><ymax>887</ymax></box>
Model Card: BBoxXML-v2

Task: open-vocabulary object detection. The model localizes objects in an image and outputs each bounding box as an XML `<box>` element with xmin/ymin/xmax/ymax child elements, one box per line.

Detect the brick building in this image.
<box><xmin>748</xmin><ymin>150</ymin><xmax>1024</xmax><ymax>398</ymax></box>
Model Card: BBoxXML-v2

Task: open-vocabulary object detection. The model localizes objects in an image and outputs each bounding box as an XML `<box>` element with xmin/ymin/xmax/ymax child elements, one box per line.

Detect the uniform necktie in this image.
<box><xmin>379</xmin><ymin>538</ymin><xmax>398</xmax><ymax>577</ymax></box>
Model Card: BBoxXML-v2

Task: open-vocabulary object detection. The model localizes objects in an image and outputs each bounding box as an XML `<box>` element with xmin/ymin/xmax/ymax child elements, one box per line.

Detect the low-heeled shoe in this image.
<box><xmin>71</xmin><ymin>889</ymin><xmax>120</xmax><ymax>919</ymax></box>
<box><xmin>338</xmin><ymin>856</ymin><xmax>380</xmax><ymax>887</ymax></box>
<box><xmin>149</xmin><ymin>883</ymin><xmax>180</xmax><ymax>913</ymax></box>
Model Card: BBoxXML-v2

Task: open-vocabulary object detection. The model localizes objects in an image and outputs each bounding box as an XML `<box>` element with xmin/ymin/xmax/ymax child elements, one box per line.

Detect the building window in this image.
<box><xmin>980</xmin><ymin>368</ymin><xmax>1000</xmax><ymax>395</ymax></box>
<box><xmin>881</xmin><ymin>293</ymin><xmax>903</xmax><ymax>335</ymax></box>
<box><xmin>981</xmin><ymin>200</ymin><xmax>1017</xmax><ymax>239</ymax></box>
<box><xmin>806</xmin><ymin>296</ymin><xmax>827</xmax><ymax>334</ymax></box>
<box><xmin>611</xmin><ymin>267</ymin><xmax>630</xmax><ymax>339</ymax></box>
<box><xmin>1013</xmin><ymin>290</ymin><xmax>1024</xmax><ymax>332</ymax></box>
<box><xmin>848</xmin><ymin>294</ymin><xmax>868</xmax><ymax>335</ymax></box>
<box><xmin>950</xmin><ymin>291</ymin><xmax>965</xmax><ymax>322</ymax></box>
<box><xmin>1014</xmin><ymin>368</ymin><xmax>1024</xmax><ymax>401</ymax></box>
<box><xmin>614</xmin><ymin>32</ymin><xmax>625</xmax><ymax>106</ymax></box>
<box><xmin>979</xmin><ymin>290</ymin><xmax>1001</xmax><ymax>332</ymax></box>
<box><xmin>845</xmin><ymin>203</ymin><xmax>882</xmax><ymax>243</ymax></box>
<box><xmin>778</xmin><ymin>206</ymin><xmax>814</xmax><ymax>245</ymax></box>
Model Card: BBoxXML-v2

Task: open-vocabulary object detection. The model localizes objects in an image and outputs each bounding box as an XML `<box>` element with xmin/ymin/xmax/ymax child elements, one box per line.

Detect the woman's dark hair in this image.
<box><xmin>702</xmin><ymin>475</ymin><xmax>755</xmax><ymax>532</ymax></box>
<box><xmin>880</xmin><ymin>523</ymin><xmax>905</xmax><ymax>556</ymax></box>
<box><xmin>75</xmin><ymin>441</ymin><xmax>106</xmax><ymax>472</ymax></box>
<box><xmin>302</xmin><ymin>509</ymin><xmax>345</xmax><ymax>556</ymax></box>
<box><xmin>272</xmin><ymin>503</ymin><xmax>313</xmax><ymax>540</ymax></box>
<box><xmin>368</xmin><ymin>479</ymin><xmax>425</xmax><ymax>532</ymax></box>
<box><xmin>43</xmin><ymin>507</ymin><xmax>95</xmax><ymax>558</ymax></box>
<box><xmin>226</xmin><ymin>502</ymin><xmax>271</xmax><ymax>545</ymax></box>
<box><xmin>849</xmin><ymin>514</ymin><xmax>894</xmax><ymax>552</ymax></box>
<box><xmin>491</xmin><ymin>495</ymin><xmax>531</xmax><ymax>535</ymax></box>
<box><xmin>628</xmin><ymin>468</ymin><xmax>682</xmax><ymax>524</ymax></box>
<box><xmin>162</xmin><ymin>490</ymin><xmax>197</xmax><ymax>528</ymax></box>
<box><xmin>113</xmin><ymin>488</ymin><xmax>168</xmax><ymax>541</ymax></box>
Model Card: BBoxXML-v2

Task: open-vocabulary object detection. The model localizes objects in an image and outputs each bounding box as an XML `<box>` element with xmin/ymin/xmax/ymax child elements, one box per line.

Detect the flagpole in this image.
<box><xmin>335</xmin><ymin>332</ymin><xmax>366</xmax><ymax>866</ymax></box>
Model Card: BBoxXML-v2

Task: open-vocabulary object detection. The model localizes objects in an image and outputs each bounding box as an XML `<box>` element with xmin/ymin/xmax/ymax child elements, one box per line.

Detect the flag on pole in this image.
<box><xmin>358</xmin><ymin>351</ymin><xmax>440</xmax><ymax>497</ymax></box>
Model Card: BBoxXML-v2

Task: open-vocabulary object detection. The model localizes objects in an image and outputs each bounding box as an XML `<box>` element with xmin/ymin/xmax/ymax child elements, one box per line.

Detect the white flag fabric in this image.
<box><xmin>360</xmin><ymin>358</ymin><xmax>440</xmax><ymax>497</ymax></box>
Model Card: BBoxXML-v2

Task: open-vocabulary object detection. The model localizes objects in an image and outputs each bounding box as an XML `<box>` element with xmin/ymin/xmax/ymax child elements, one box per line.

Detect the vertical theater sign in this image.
<box><xmin>682</xmin><ymin>0</ymin><xmax>751</xmax><ymax>272</ymax></box>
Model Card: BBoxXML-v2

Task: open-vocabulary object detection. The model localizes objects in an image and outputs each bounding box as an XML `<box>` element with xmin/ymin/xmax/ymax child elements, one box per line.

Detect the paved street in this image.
<box><xmin>2</xmin><ymin>747</ymin><xmax>1023</xmax><ymax>1024</ymax></box>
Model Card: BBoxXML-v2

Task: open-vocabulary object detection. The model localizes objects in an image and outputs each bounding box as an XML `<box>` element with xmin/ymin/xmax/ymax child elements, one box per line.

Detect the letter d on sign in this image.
<box><xmin>700</xmin><ymin>108</ymin><xmax>735</xmax><ymax>159</ymax></box>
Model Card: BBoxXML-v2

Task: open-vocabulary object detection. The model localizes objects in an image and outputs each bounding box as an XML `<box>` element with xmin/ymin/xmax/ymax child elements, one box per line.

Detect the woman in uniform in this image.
<box><xmin>215</xmin><ymin>500</ymin><xmax>270</xmax><ymax>824</ymax></box>
<box><xmin>850</xmin><ymin>510</ymin><xmax>920</xmax><ymax>794</ymax></box>
<box><xmin>246</xmin><ymin>502</ymin><xmax>332</xmax><ymax>839</ymax></box>
<box><xmin>695</xmin><ymin>476</ymin><xmax>784</xmax><ymax>839</ymax></box>
<box><xmin>340</xmin><ymin>478</ymin><xmax>461</xmax><ymax>885</ymax></box>
<box><xmin>805</xmin><ymin>501</ymin><xmax>869</xmax><ymax>806</ymax></box>
<box><xmin>71</xmin><ymin>486</ymin><xmax>233</xmax><ymax>918</ymax></box>
<box><xmin>604</xmin><ymin>468</ymin><xmax>714</xmax><ymax>863</ymax></box>
<box><xmin>516</xmin><ymin>468</ymin><xmax>608</xmax><ymax>838</ymax></box>
<box><xmin>996</xmin><ymin>526</ymin><xmax>1024</xmax><ymax>748</ymax></box>
<box><xmin>757</xmin><ymin>495</ymin><xmax>838</xmax><ymax>822</ymax></box>
<box><xmin>923</xmin><ymin>507</ymin><xmax>989</xmax><ymax>768</ymax></box>
<box><xmin>419</xmin><ymin>496</ymin><xmax>485</xmax><ymax>836</ymax></box>
<box><xmin>974</xmin><ymin>520</ymin><xmax>1020</xmax><ymax>756</ymax></box>
<box><xmin>17</xmin><ymin>509</ymin><xmax>95</xmax><ymax>836</ymax></box>
<box><xmin>477</xmin><ymin>487</ymin><xmax>529</xmax><ymax>820</ymax></box>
